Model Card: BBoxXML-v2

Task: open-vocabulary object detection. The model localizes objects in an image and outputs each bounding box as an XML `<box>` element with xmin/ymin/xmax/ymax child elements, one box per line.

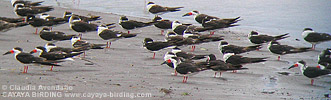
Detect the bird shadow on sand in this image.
<box><xmin>213</xmin><ymin>77</ymin><xmax>228</xmax><ymax>81</ymax></box>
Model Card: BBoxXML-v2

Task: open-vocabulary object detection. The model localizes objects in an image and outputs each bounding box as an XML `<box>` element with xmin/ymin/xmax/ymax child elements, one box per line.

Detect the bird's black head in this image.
<box><xmin>270</xmin><ymin>41</ymin><xmax>280</xmax><ymax>45</ymax></box>
<box><xmin>120</xmin><ymin>16</ymin><xmax>129</xmax><ymax>21</ymax></box>
<box><xmin>153</xmin><ymin>16</ymin><xmax>162</xmax><ymax>21</ymax></box>
<box><xmin>220</xmin><ymin>41</ymin><xmax>228</xmax><ymax>45</ymax></box>
<box><xmin>147</xmin><ymin>2</ymin><xmax>155</xmax><ymax>5</ymax></box>
<box><xmin>207</xmin><ymin>54</ymin><xmax>217</xmax><ymax>61</ymax></box>
<box><xmin>144</xmin><ymin>38</ymin><xmax>154</xmax><ymax>44</ymax></box>
<box><xmin>192</xmin><ymin>10</ymin><xmax>199</xmax><ymax>14</ymax></box>
<box><xmin>298</xmin><ymin>60</ymin><xmax>306</xmax><ymax>65</ymax></box>
<box><xmin>13</xmin><ymin>47</ymin><xmax>23</xmax><ymax>52</ymax></box>
<box><xmin>250</xmin><ymin>31</ymin><xmax>259</xmax><ymax>35</ymax></box>
<box><xmin>303</xmin><ymin>28</ymin><xmax>313</xmax><ymax>31</ymax></box>
<box><xmin>36</xmin><ymin>46</ymin><xmax>46</xmax><ymax>51</ymax></box>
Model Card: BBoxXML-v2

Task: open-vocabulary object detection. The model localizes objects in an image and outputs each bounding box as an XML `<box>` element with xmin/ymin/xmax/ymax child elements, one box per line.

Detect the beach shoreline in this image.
<box><xmin>0</xmin><ymin>0</ymin><xmax>330</xmax><ymax>100</ymax></box>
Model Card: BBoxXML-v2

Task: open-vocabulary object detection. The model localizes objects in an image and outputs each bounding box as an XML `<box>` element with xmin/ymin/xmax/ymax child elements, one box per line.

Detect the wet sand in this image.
<box><xmin>0</xmin><ymin>0</ymin><xmax>330</xmax><ymax>100</ymax></box>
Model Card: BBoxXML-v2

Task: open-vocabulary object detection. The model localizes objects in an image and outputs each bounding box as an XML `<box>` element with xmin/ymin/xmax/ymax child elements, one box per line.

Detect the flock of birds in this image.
<box><xmin>1</xmin><ymin>0</ymin><xmax>331</xmax><ymax>85</ymax></box>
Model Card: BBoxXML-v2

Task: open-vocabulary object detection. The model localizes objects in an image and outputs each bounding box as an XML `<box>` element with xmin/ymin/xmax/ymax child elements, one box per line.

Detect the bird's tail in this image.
<box><xmin>249</xmin><ymin>57</ymin><xmax>268</xmax><ymax>63</ymax></box>
<box><xmin>288</xmin><ymin>48</ymin><xmax>312</xmax><ymax>54</ymax></box>
<box><xmin>30</xmin><ymin>1</ymin><xmax>44</xmax><ymax>6</ymax></box>
<box><xmin>274</xmin><ymin>33</ymin><xmax>290</xmax><ymax>41</ymax></box>
<box><xmin>244</xmin><ymin>44</ymin><xmax>262</xmax><ymax>51</ymax></box>
<box><xmin>167</xmin><ymin>7</ymin><xmax>184</xmax><ymax>12</ymax></box>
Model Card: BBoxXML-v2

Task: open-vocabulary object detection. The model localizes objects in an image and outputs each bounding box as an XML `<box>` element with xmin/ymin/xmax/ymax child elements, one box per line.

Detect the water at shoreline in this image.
<box><xmin>7</xmin><ymin>0</ymin><xmax>331</xmax><ymax>49</ymax></box>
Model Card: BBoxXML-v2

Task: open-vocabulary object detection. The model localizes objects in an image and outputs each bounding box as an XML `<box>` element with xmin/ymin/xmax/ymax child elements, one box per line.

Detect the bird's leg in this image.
<box><xmin>312</xmin><ymin>44</ymin><xmax>315</xmax><ymax>50</ymax></box>
<box><xmin>161</xmin><ymin>30</ymin><xmax>164</xmax><ymax>35</ymax></box>
<box><xmin>277</xmin><ymin>56</ymin><xmax>280</xmax><ymax>61</ymax></box>
<box><xmin>82</xmin><ymin>51</ymin><xmax>86</xmax><ymax>58</ymax></box>
<box><xmin>35</xmin><ymin>28</ymin><xmax>38</xmax><ymax>34</ymax></box>
<box><xmin>210</xmin><ymin>31</ymin><xmax>215</xmax><ymax>35</ymax></box>
<box><xmin>24</xmin><ymin>65</ymin><xmax>29</xmax><ymax>73</ymax></box>
<box><xmin>22</xmin><ymin>66</ymin><xmax>26</xmax><ymax>73</ymax></box>
<box><xmin>152</xmin><ymin>52</ymin><xmax>156</xmax><ymax>59</ymax></box>
<box><xmin>220</xmin><ymin>72</ymin><xmax>222</xmax><ymax>77</ymax></box>
<box><xmin>185</xmin><ymin>76</ymin><xmax>188</xmax><ymax>83</ymax></box>
<box><xmin>232</xmin><ymin>70</ymin><xmax>237</xmax><ymax>73</ymax></box>
<box><xmin>128</xmin><ymin>31</ymin><xmax>130</xmax><ymax>34</ymax></box>
<box><xmin>191</xmin><ymin>45</ymin><xmax>196</xmax><ymax>52</ymax></box>
<box><xmin>311</xmin><ymin>79</ymin><xmax>314</xmax><ymax>85</ymax></box>
<box><xmin>78</xmin><ymin>33</ymin><xmax>82</xmax><ymax>39</ymax></box>
<box><xmin>173</xmin><ymin>70</ymin><xmax>177</xmax><ymax>76</ymax></box>
<box><xmin>50</xmin><ymin>65</ymin><xmax>53</xmax><ymax>71</ymax></box>
<box><xmin>182</xmin><ymin>76</ymin><xmax>186</xmax><ymax>83</ymax></box>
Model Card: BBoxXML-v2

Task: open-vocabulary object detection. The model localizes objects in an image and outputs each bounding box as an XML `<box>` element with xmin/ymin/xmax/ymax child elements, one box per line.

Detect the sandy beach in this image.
<box><xmin>0</xmin><ymin>0</ymin><xmax>330</xmax><ymax>100</ymax></box>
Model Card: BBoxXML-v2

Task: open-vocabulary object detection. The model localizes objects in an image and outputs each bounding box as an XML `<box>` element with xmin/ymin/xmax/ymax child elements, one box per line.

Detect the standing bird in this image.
<box><xmin>289</xmin><ymin>60</ymin><xmax>331</xmax><ymax>85</ymax></box>
<box><xmin>69</xmin><ymin>15</ymin><xmax>109</xmax><ymax>38</ymax></box>
<box><xmin>97</xmin><ymin>25</ymin><xmax>137</xmax><ymax>48</ymax></box>
<box><xmin>0</xmin><ymin>20</ymin><xmax>28</xmax><ymax>32</ymax></box>
<box><xmin>200</xmin><ymin>16</ymin><xmax>241</xmax><ymax>34</ymax></box>
<box><xmin>11</xmin><ymin>0</ymin><xmax>44</xmax><ymax>7</ymax></box>
<box><xmin>219</xmin><ymin>41</ymin><xmax>262</xmax><ymax>55</ymax></box>
<box><xmin>167</xmin><ymin>57</ymin><xmax>208</xmax><ymax>83</ymax></box>
<box><xmin>146</xmin><ymin>2</ymin><xmax>183</xmax><ymax>16</ymax></box>
<box><xmin>119</xmin><ymin>16</ymin><xmax>154</xmax><ymax>34</ymax></box>
<box><xmin>268</xmin><ymin>41</ymin><xmax>312</xmax><ymax>61</ymax></box>
<box><xmin>182</xmin><ymin>10</ymin><xmax>219</xmax><ymax>24</ymax></box>
<box><xmin>152</xmin><ymin>16</ymin><xmax>172</xmax><ymax>35</ymax></box>
<box><xmin>248</xmin><ymin>31</ymin><xmax>289</xmax><ymax>44</ymax></box>
<box><xmin>14</xmin><ymin>4</ymin><xmax>54</xmax><ymax>17</ymax></box>
<box><xmin>318</xmin><ymin>48</ymin><xmax>331</xmax><ymax>69</ymax></box>
<box><xmin>223</xmin><ymin>51</ymin><xmax>268</xmax><ymax>66</ymax></box>
<box><xmin>143</xmin><ymin>38</ymin><xmax>176</xmax><ymax>59</ymax></box>
<box><xmin>26</xmin><ymin>15</ymin><xmax>66</xmax><ymax>34</ymax></box>
<box><xmin>205</xmin><ymin>54</ymin><xmax>247</xmax><ymax>77</ymax></box>
<box><xmin>3</xmin><ymin>47</ymin><xmax>61</xmax><ymax>73</ymax></box>
<box><xmin>302</xmin><ymin>28</ymin><xmax>331</xmax><ymax>50</ymax></box>
<box><xmin>39</xmin><ymin>27</ymin><xmax>76</xmax><ymax>42</ymax></box>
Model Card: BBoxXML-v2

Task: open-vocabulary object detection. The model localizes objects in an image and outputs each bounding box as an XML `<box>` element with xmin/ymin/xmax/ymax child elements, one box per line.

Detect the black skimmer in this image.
<box><xmin>97</xmin><ymin>25</ymin><xmax>137</xmax><ymax>48</ymax></box>
<box><xmin>182</xmin><ymin>11</ymin><xmax>219</xmax><ymax>24</ymax></box>
<box><xmin>63</xmin><ymin>11</ymin><xmax>101</xmax><ymax>22</ymax></box>
<box><xmin>161</xmin><ymin>51</ymin><xmax>177</xmax><ymax>75</ymax></box>
<box><xmin>11</xmin><ymin>0</ymin><xmax>44</xmax><ymax>7</ymax></box>
<box><xmin>26</xmin><ymin>15</ymin><xmax>66</xmax><ymax>34</ymax></box>
<box><xmin>69</xmin><ymin>15</ymin><xmax>109</xmax><ymax>38</ymax></box>
<box><xmin>205</xmin><ymin>54</ymin><xmax>247</xmax><ymax>77</ymax></box>
<box><xmin>167</xmin><ymin>57</ymin><xmax>208</xmax><ymax>83</ymax></box>
<box><xmin>30</xmin><ymin>46</ymin><xmax>82</xmax><ymax>61</ymax></box>
<box><xmin>318</xmin><ymin>48</ymin><xmax>331</xmax><ymax>67</ymax></box>
<box><xmin>302</xmin><ymin>28</ymin><xmax>331</xmax><ymax>49</ymax></box>
<box><xmin>39</xmin><ymin>27</ymin><xmax>76</xmax><ymax>42</ymax></box>
<box><xmin>0</xmin><ymin>16</ymin><xmax>25</xmax><ymax>23</ymax></box>
<box><xmin>119</xmin><ymin>16</ymin><xmax>154</xmax><ymax>34</ymax></box>
<box><xmin>248</xmin><ymin>31</ymin><xmax>290</xmax><ymax>44</ymax></box>
<box><xmin>289</xmin><ymin>60</ymin><xmax>331</xmax><ymax>85</ymax></box>
<box><xmin>30</xmin><ymin>46</ymin><xmax>82</xmax><ymax>71</ymax></box>
<box><xmin>3</xmin><ymin>47</ymin><xmax>61</xmax><ymax>73</ymax></box>
<box><xmin>219</xmin><ymin>40</ymin><xmax>262</xmax><ymax>55</ymax></box>
<box><xmin>164</xmin><ymin>32</ymin><xmax>184</xmax><ymax>42</ymax></box>
<box><xmin>182</xmin><ymin>30</ymin><xmax>224</xmax><ymax>51</ymax></box>
<box><xmin>152</xmin><ymin>16</ymin><xmax>172</xmax><ymax>35</ymax></box>
<box><xmin>200</xmin><ymin>16</ymin><xmax>241</xmax><ymax>34</ymax></box>
<box><xmin>171</xmin><ymin>47</ymin><xmax>207</xmax><ymax>60</ymax></box>
<box><xmin>146</xmin><ymin>2</ymin><xmax>183</xmax><ymax>16</ymax></box>
<box><xmin>143</xmin><ymin>38</ymin><xmax>176</xmax><ymax>59</ymax></box>
<box><xmin>71</xmin><ymin>36</ymin><xmax>106</xmax><ymax>49</ymax></box>
<box><xmin>223</xmin><ymin>51</ymin><xmax>268</xmax><ymax>66</ymax></box>
<box><xmin>268</xmin><ymin>41</ymin><xmax>312</xmax><ymax>61</ymax></box>
<box><xmin>0</xmin><ymin>20</ymin><xmax>28</xmax><ymax>32</ymax></box>
<box><xmin>44</xmin><ymin>43</ymin><xmax>89</xmax><ymax>54</ymax></box>
<box><xmin>171</xmin><ymin>21</ymin><xmax>191</xmax><ymax>35</ymax></box>
<box><xmin>14</xmin><ymin>4</ymin><xmax>54</xmax><ymax>17</ymax></box>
